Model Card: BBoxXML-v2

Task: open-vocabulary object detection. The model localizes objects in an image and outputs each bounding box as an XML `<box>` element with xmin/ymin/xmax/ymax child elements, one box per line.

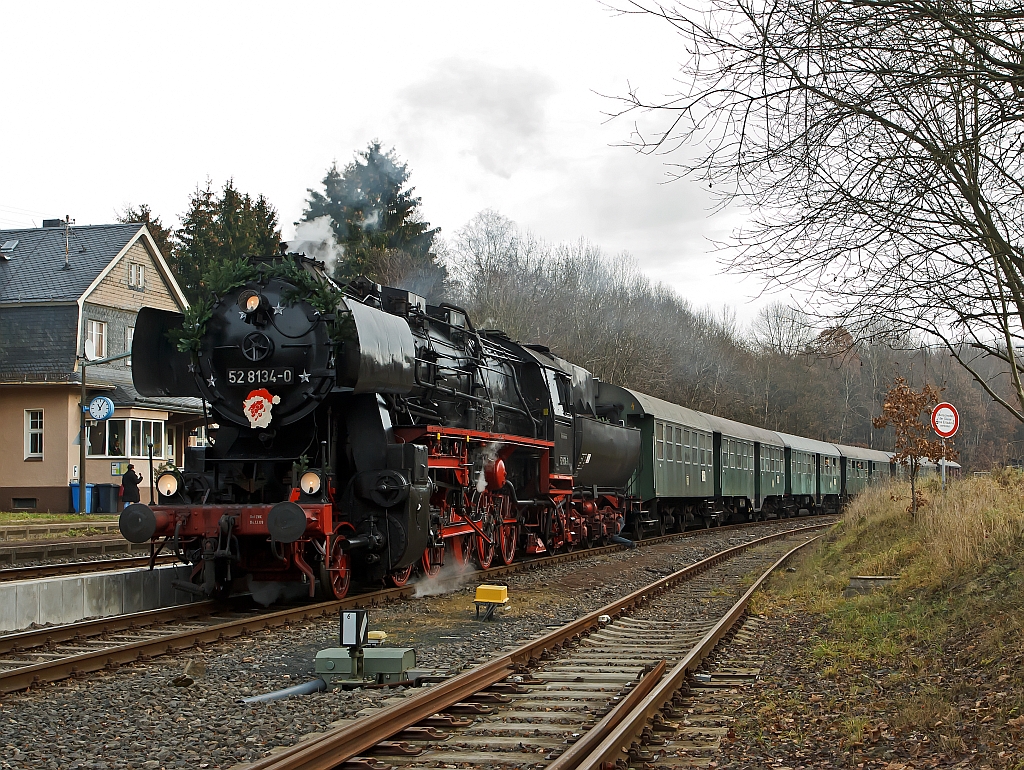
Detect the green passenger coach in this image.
<box><xmin>597</xmin><ymin>383</ymin><xmax>714</xmax><ymax>534</ymax></box>
<box><xmin>835</xmin><ymin>444</ymin><xmax>892</xmax><ymax>498</ymax></box>
<box><xmin>702</xmin><ymin>415</ymin><xmax>786</xmax><ymax>520</ymax></box>
<box><xmin>775</xmin><ymin>433</ymin><xmax>842</xmax><ymax>516</ymax></box>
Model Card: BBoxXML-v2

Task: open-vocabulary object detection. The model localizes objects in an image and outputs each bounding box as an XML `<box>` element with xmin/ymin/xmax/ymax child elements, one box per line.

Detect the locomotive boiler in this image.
<box><xmin>120</xmin><ymin>254</ymin><xmax>642</xmax><ymax>599</ymax></box>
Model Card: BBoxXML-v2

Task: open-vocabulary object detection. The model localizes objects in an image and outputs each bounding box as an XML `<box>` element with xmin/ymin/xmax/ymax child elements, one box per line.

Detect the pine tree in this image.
<box><xmin>300</xmin><ymin>141</ymin><xmax>445</xmax><ymax>297</ymax></box>
<box><xmin>172</xmin><ymin>180</ymin><xmax>282</xmax><ymax>303</ymax></box>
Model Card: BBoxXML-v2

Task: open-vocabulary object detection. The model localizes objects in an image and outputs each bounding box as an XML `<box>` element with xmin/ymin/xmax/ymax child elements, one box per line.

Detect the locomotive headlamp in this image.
<box><xmin>300</xmin><ymin>471</ymin><xmax>322</xmax><ymax>495</ymax></box>
<box><xmin>238</xmin><ymin>290</ymin><xmax>262</xmax><ymax>314</ymax></box>
<box><xmin>157</xmin><ymin>472</ymin><xmax>179</xmax><ymax>497</ymax></box>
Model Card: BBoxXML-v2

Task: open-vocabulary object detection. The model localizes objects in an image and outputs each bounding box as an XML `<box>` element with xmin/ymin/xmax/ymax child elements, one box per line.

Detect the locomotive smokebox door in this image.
<box><xmin>341</xmin><ymin>610</ymin><xmax>369</xmax><ymax>647</ymax></box>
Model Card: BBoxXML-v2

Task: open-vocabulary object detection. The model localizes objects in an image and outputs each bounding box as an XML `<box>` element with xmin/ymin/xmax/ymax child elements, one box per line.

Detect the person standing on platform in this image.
<box><xmin>121</xmin><ymin>464</ymin><xmax>143</xmax><ymax>509</ymax></box>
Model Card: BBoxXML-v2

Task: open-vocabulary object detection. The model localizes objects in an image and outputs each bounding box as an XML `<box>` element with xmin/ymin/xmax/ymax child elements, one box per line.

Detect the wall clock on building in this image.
<box><xmin>88</xmin><ymin>395</ymin><xmax>116</xmax><ymax>421</ymax></box>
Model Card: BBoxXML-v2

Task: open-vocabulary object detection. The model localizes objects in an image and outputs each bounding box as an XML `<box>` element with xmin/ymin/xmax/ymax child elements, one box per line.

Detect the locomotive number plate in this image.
<box><xmin>227</xmin><ymin>368</ymin><xmax>294</xmax><ymax>385</ymax></box>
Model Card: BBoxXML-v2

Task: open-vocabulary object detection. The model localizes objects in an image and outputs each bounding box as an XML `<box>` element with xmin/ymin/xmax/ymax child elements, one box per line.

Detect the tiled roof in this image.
<box><xmin>0</xmin><ymin>223</ymin><xmax>143</xmax><ymax>304</ymax></box>
<box><xmin>0</xmin><ymin>304</ymin><xmax>79</xmax><ymax>378</ymax></box>
<box><xmin>110</xmin><ymin>384</ymin><xmax>205</xmax><ymax>416</ymax></box>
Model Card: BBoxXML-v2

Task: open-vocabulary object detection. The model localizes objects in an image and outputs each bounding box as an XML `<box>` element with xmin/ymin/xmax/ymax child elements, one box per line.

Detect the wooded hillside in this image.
<box><xmin>445</xmin><ymin>211</ymin><xmax>1022</xmax><ymax>469</ymax></box>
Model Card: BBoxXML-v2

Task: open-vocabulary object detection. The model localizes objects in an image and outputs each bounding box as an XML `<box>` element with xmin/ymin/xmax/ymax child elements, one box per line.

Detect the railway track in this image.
<box><xmin>0</xmin><ymin>516</ymin><xmax>833</xmax><ymax>695</ymax></box>
<box><xmin>0</xmin><ymin>554</ymin><xmax>177</xmax><ymax>582</ymax></box>
<box><xmin>0</xmin><ymin>536</ymin><xmax>146</xmax><ymax>565</ymax></box>
<box><xmin>237</xmin><ymin>523</ymin><xmax>826</xmax><ymax>770</ymax></box>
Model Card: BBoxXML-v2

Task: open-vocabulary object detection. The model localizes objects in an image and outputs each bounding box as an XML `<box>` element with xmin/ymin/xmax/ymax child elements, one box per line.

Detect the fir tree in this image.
<box><xmin>116</xmin><ymin>204</ymin><xmax>174</xmax><ymax>262</ymax></box>
<box><xmin>173</xmin><ymin>180</ymin><xmax>282</xmax><ymax>303</ymax></box>
<box><xmin>300</xmin><ymin>141</ymin><xmax>445</xmax><ymax>298</ymax></box>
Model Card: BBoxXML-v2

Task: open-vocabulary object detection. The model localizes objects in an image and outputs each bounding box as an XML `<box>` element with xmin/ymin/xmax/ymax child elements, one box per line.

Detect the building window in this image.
<box><xmin>86</xmin><ymin>319</ymin><xmax>107</xmax><ymax>358</ymax></box>
<box><xmin>86</xmin><ymin>419</ymin><xmax>128</xmax><ymax>457</ymax></box>
<box><xmin>188</xmin><ymin>425</ymin><xmax>210</xmax><ymax>447</ymax></box>
<box><xmin>86</xmin><ymin>419</ymin><xmax>106</xmax><ymax>456</ymax></box>
<box><xmin>12</xmin><ymin>498</ymin><xmax>37</xmax><ymax>510</ymax></box>
<box><xmin>128</xmin><ymin>262</ymin><xmax>146</xmax><ymax>289</ymax></box>
<box><xmin>25</xmin><ymin>410</ymin><xmax>43</xmax><ymax>459</ymax></box>
<box><xmin>86</xmin><ymin>418</ymin><xmax>164</xmax><ymax>458</ymax></box>
<box><xmin>125</xmin><ymin>326</ymin><xmax>134</xmax><ymax>367</ymax></box>
<box><xmin>130</xmin><ymin>419</ymin><xmax>164</xmax><ymax>458</ymax></box>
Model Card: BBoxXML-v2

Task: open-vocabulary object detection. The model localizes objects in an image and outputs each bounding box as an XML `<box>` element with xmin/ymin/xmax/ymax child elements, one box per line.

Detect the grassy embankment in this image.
<box><xmin>751</xmin><ymin>471</ymin><xmax>1024</xmax><ymax>762</ymax></box>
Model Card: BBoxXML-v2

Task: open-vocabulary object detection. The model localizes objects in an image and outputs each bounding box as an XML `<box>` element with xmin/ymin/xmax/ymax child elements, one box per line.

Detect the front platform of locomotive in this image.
<box><xmin>119</xmin><ymin>258</ymin><xmax>428</xmax><ymax>600</ymax></box>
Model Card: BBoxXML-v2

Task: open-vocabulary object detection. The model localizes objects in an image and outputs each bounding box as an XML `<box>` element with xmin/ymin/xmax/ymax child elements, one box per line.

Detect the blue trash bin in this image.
<box><xmin>69</xmin><ymin>482</ymin><xmax>95</xmax><ymax>513</ymax></box>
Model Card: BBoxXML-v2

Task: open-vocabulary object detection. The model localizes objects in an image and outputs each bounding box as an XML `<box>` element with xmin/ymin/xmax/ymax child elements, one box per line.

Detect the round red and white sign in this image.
<box><xmin>931</xmin><ymin>402</ymin><xmax>959</xmax><ymax>438</ymax></box>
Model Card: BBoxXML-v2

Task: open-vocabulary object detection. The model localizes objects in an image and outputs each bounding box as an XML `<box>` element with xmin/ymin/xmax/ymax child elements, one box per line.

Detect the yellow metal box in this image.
<box><xmin>475</xmin><ymin>584</ymin><xmax>509</xmax><ymax>604</ymax></box>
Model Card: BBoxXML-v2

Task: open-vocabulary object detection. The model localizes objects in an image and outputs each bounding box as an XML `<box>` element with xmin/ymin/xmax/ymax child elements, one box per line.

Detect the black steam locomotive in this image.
<box><xmin>120</xmin><ymin>254</ymin><xmax>641</xmax><ymax>599</ymax></box>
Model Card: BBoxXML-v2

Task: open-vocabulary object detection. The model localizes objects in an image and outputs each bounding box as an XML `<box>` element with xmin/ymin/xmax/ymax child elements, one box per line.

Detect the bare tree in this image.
<box><xmin>615</xmin><ymin>0</ymin><xmax>1024</xmax><ymax>421</ymax></box>
<box><xmin>750</xmin><ymin>302</ymin><xmax>812</xmax><ymax>359</ymax></box>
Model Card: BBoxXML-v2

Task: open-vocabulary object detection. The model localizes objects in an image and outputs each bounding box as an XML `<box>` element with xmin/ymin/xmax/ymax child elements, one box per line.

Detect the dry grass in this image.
<box><xmin>844</xmin><ymin>472</ymin><xmax>1024</xmax><ymax>580</ymax></box>
<box><xmin>748</xmin><ymin>472</ymin><xmax>1024</xmax><ymax>756</ymax></box>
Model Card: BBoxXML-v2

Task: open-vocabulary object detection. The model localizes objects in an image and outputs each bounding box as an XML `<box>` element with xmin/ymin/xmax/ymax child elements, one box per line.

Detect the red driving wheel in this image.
<box><xmin>421</xmin><ymin>545</ymin><xmax>444</xmax><ymax>578</ymax></box>
<box><xmin>474</xmin><ymin>494</ymin><xmax>497</xmax><ymax>570</ymax></box>
<box><xmin>476</xmin><ymin>532</ymin><xmax>495</xmax><ymax>570</ymax></box>
<box><xmin>388</xmin><ymin>564</ymin><xmax>414</xmax><ymax>587</ymax></box>
<box><xmin>323</xmin><ymin>535</ymin><xmax>351</xmax><ymax>599</ymax></box>
<box><xmin>449</xmin><ymin>536</ymin><xmax>469</xmax><ymax>572</ymax></box>
<box><xmin>498</xmin><ymin>522</ymin><xmax>517</xmax><ymax>565</ymax></box>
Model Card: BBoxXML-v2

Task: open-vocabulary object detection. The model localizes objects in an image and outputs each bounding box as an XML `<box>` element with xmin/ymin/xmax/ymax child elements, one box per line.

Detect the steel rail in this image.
<box><xmin>545</xmin><ymin>659</ymin><xmax>668</xmax><ymax>770</ymax></box>
<box><xmin>0</xmin><ymin>601</ymin><xmax>216</xmax><ymax>655</ymax></box>
<box><xmin>240</xmin><ymin>521</ymin><xmax>832</xmax><ymax>770</ymax></box>
<box><xmin>0</xmin><ymin>516</ymin><xmax>833</xmax><ymax>694</ymax></box>
<box><xmin>0</xmin><ymin>538</ymin><xmax>150</xmax><ymax>562</ymax></box>
<box><xmin>565</xmin><ymin>535</ymin><xmax>823</xmax><ymax>770</ymax></box>
<box><xmin>0</xmin><ymin>554</ymin><xmax>177</xmax><ymax>582</ymax></box>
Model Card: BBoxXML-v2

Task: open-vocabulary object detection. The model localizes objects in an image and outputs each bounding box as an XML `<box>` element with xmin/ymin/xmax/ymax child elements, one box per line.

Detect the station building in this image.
<box><xmin>0</xmin><ymin>220</ymin><xmax>203</xmax><ymax>512</ymax></box>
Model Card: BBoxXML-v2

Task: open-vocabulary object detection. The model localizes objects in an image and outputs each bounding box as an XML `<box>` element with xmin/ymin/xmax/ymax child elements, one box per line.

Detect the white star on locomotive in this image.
<box><xmin>207</xmin><ymin>374</ymin><xmax>216</xmax><ymax>387</ymax></box>
<box><xmin>299</xmin><ymin>370</ymin><xmax>311</xmax><ymax>383</ymax></box>
<box><xmin>272</xmin><ymin>302</ymin><xmax>285</xmax><ymax>315</ymax></box>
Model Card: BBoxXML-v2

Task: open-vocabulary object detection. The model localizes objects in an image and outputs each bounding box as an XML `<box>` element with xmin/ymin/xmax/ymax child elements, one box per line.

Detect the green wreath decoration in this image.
<box><xmin>168</xmin><ymin>255</ymin><xmax>351</xmax><ymax>354</ymax></box>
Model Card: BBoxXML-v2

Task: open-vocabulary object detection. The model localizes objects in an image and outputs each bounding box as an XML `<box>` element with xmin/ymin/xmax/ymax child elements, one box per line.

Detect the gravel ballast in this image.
<box><xmin>1</xmin><ymin>521</ymin><xmax>822</xmax><ymax>770</ymax></box>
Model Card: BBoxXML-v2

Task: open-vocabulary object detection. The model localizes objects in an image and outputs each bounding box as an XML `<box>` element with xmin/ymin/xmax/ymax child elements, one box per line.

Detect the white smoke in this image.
<box><xmin>247</xmin><ymin>577</ymin><xmax>309</xmax><ymax>606</ymax></box>
<box><xmin>473</xmin><ymin>442</ymin><xmax>501</xmax><ymax>494</ymax></box>
<box><xmin>360</xmin><ymin>208</ymin><xmax>380</xmax><ymax>230</ymax></box>
<box><xmin>412</xmin><ymin>561</ymin><xmax>475</xmax><ymax>598</ymax></box>
<box><xmin>290</xmin><ymin>216</ymin><xmax>344</xmax><ymax>272</ymax></box>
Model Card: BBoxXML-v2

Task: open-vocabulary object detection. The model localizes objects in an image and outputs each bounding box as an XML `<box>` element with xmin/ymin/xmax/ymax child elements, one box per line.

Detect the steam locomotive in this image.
<box><xmin>120</xmin><ymin>253</ymin><xmax>936</xmax><ymax>601</ymax></box>
<box><xmin>120</xmin><ymin>254</ymin><xmax>641</xmax><ymax>599</ymax></box>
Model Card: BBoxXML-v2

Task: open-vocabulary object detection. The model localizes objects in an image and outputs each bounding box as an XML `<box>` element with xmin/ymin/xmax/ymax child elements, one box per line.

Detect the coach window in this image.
<box><xmin>666</xmin><ymin>425</ymin><xmax>674</xmax><ymax>461</ymax></box>
<box><xmin>675</xmin><ymin>428</ymin><xmax>682</xmax><ymax>464</ymax></box>
<box><xmin>656</xmin><ymin>422</ymin><xmax>665</xmax><ymax>460</ymax></box>
<box><xmin>25</xmin><ymin>410</ymin><xmax>43</xmax><ymax>459</ymax></box>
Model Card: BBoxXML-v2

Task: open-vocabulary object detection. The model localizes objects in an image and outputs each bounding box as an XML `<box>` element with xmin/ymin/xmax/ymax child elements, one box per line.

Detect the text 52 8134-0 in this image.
<box><xmin>227</xmin><ymin>368</ymin><xmax>294</xmax><ymax>385</ymax></box>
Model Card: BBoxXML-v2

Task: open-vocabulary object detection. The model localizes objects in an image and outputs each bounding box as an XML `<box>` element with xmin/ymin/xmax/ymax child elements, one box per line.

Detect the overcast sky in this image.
<box><xmin>1</xmin><ymin>0</ymin><xmax>783</xmax><ymax>324</ymax></box>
